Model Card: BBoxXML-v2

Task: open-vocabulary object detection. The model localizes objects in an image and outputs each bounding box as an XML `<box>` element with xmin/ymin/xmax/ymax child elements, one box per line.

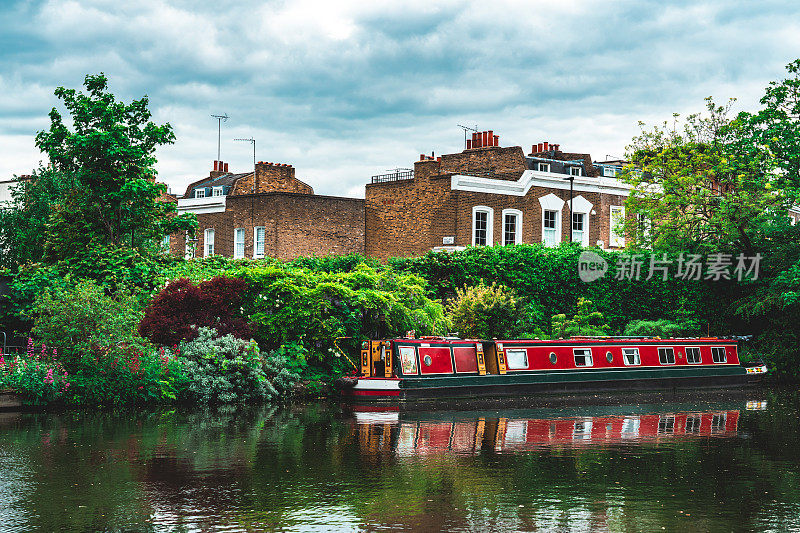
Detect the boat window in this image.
<box><xmin>399</xmin><ymin>346</ymin><xmax>418</xmax><ymax>375</ymax></box>
<box><xmin>506</xmin><ymin>349</ymin><xmax>528</xmax><ymax>370</ymax></box>
<box><xmin>685</xmin><ymin>415</ymin><xmax>701</xmax><ymax>433</ymax></box>
<box><xmin>658</xmin><ymin>347</ymin><xmax>675</xmax><ymax>365</ymax></box>
<box><xmin>658</xmin><ymin>416</ymin><xmax>675</xmax><ymax>434</ymax></box>
<box><xmin>711</xmin><ymin>413</ymin><xmax>727</xmax><ymax>432</ymax></box>
<box><xmin>549</xmin><ymin>352</ymin><xmax>557</xmax><ymax>365</ymax></box>
<box><xmin>605</xmin><ymin>351</ymin><xmax>613</xmax><ymax>363</ymax></box>
<box><xmin>711</xmin><ymin>347</ymin><xmax>727</xmax><ymax>363</ymax></box>
<box><xmin>573</xmin><ymin>348</ymin><xmax>593</xmax><ymax>367</ymax></box>
<box><xmin>686</xmin><ymin>347</ymin><xmax>702</xmax><ymax>364</ymax></box>
<box><xmin>622</xmin><ymin>348</ymin><xmax>641</xmax><ymax>366</ymax></box>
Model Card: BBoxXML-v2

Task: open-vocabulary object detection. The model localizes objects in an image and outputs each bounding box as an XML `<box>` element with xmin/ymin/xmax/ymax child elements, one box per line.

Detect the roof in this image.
<box><xmin>182</xmin><ymin>172</ymin><xmax>252</xmax><ymax>198</ymax></box>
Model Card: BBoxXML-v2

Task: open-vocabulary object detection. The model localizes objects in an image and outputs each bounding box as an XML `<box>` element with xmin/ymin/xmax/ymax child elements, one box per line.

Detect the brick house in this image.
<box><xmin>169</xmin><ymin>160</ymin><xmax>365</xmax><ymax>260</ymax></box>
<box><xmin>365</xmin><ymin>133</ymin><xmax>632</xmax><ymax>260</ymax></box>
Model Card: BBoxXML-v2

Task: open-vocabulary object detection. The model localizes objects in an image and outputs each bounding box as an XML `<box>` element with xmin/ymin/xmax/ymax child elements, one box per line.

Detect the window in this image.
<box><xmin>610</xmin><ymin>206</ymin><xmax>625</xmax><ymax>247</ymax></box>
<box><xmin>234</xmin><ymin>228</ymin><xmax>245</xmax><ymax>259</ymax></box>
<box><xmin>161</xmin><ymin>235</ymin><xmax>170</xmax><ymax>253</ymax></box>
<box><xmin>472</xmin><ymin>206</ymin><xmax>493</xmax><ymax>246</ymax></box>
<box><xmin>542</xmin><ymin>210</ymin><xmax>558</xmax><ymax>247</ymax></box>
<box><xmin>686</xmin><ymin>347</ymin><xmax>702</xmax><ymax>364</ymax></box>
<box><xmin>502</xmin><ymin>209</ymin><xmax>522</xmax><ymax>245</ymax></box>
<box><xmin>569</xmin><ymin>166</ymin><xmax>582</xmax><ymax>177</ymax></box>
<box><xmin>711</xmin><ymin>347</ymin><xmax>727</xmax><ymax>363</ymax></box>
<box><xmin>603</xmin><ymin>166</ymin><xmax>618</xmax><ymax>177</ymax></box>
<box><xmin>711</xmin><ymin>413</ymin><xmax>727</xmax><ymax>432</ymax></box>
<box><xmin>637</xmin><ymin>213</ymin><xmax>651</xmax><ymax>244</ymax></box>
<box><xmin>537</xmin><ymin>163</ymin><xmax>550</xmax><ymax>172</ymax></box>
<box><xmin>505</xmin><ymin>349</ymin><xmax>528</xmax><ymax>369</ymax></box>
<box><xmin>574</xmin><ymin>348</ymin><xmax>593</xmax><ymax>367</ymax></box>
<box><xmin>572</xmin><ymin>212</ymin><xmax>585</xmax><ymax>244</ymax></box>
<box><xmin>573</xmin><ymin>419</ymin><xmax>592</xmax><ymax>440</ymax></box>
<box><xmin>685</xmin><ymin>415</ymin><xmax>701</xmax><ymax>433</ymax></box>
<box><xmin>399</xmin><ymin>346</ymin><xmax>418</xmax><ymax>375</ymax></box>
<box><xmin>621</xmin><ymin>417</ymin><xmax>640</xmax><ymax>438</ymax></box>
<box><xmin>658</xmin><ymin>416</ymin><xmax>675</xmax><ymax>434</ymax></box>
<box><xmin>254</xmin><ymin>226</ymin><xmax>265</xmax><ymax>258</ymax></box>
<box><xmin>658</xmin><ymin>347</ymin><xmax>675</xmax><ymax>365</ymax></box>
<box><xmin>194</xmin><ymin>188</ymin><xmax>206</xmax><ymax>198</ymax></box>
<box><xmin>622</xmin><ymin>348</ymin><xmax>640</xmax><ymax>366</ymax></box>
<box><xmin>204</xmin><ymin>228</ymin><xmax>214</xmax><ymax>257</ymax></box>
<box><xmin>212</xmin><ymin>186</ymin><xmax>224</xmax><ymax>197</ymax></box>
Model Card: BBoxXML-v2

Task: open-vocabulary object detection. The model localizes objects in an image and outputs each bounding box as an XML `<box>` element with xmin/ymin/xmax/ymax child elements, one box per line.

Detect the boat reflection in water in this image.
<box><xmin>351</xmin><ymin>405</ymin><xmax>743</xmax><ymax>457</ymax></box>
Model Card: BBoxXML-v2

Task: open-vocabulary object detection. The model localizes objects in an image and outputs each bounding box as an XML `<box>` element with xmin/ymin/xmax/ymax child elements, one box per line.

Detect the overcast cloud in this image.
<box><xmin>1</xmin><ymin>0</ymin><xmax>798</xmax><ymax>197</ymax></box>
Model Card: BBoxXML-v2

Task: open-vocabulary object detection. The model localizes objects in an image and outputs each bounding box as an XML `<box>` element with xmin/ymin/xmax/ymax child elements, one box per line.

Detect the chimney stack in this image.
<box><xmin>213</xmin><ymin>160</ymin><xmax>219</xmax><ymax>171</ymax></box>
<box><xmin>224</xmin><ymin>162</ymin><xmax>229</xmax><ymax>172</ymax></box>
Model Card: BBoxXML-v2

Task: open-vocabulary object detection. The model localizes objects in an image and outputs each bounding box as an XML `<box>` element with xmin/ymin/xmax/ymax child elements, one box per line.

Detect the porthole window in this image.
<box><xmin>606</xmin><ymin>351</ymin><xmax>613</xmax><ymax>363</ymax></box>
<box><xmin>423</xmin><ymin>355</ymin><xmax>432</xmax><ymax>367</ymax></box>
<box><xmin>549</xmin><ymin>352</ymin><xmax>557</xmax><ymax>365</ymax></box>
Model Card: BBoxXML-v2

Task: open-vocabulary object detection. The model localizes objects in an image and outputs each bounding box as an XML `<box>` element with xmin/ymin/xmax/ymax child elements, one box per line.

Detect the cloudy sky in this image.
<box><xmin>1</xmin><ymin>0</ymin><xmax>798</xmax><ymax>197</ymax></box>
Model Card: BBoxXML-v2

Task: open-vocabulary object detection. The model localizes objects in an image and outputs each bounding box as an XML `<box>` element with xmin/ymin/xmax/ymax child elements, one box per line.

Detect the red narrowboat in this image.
<box><xmin>341</xmin><ymin>336</ymin><xmax>767</xmax><ymax>401</ymax></box>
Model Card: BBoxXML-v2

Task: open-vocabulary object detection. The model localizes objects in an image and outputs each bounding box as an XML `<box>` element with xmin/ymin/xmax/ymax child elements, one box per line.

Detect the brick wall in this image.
<box><xmin>253</xmin><ymin>162</ymin><xmax>314</xmax><ymax>195</ymax></box>
<box><xmin>173</xmin><ymin>192</ymin><xmax>364</xmax><ymax>261</ymax></box>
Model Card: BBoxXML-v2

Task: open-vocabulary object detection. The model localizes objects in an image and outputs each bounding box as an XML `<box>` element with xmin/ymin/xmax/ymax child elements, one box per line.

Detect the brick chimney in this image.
<box><xmin>254</xmin><ymin>161</ymin><xmax>313</xmax><ymax>194</ymax></box>
<box><xmin>210</xmin><ymin>160</ymin><xmax>227</xmax><ymax>179</ymax></box>
<box><xmin>466</xmin><ymin>130</ymin><xmax>501</xmax><ymax>150</ymax></box>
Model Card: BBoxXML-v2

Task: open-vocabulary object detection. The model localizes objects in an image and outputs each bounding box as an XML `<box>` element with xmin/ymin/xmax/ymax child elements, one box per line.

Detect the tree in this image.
<box><xmin>447</xmin><ymin>282</ymin><xmax>520</xmax><ymax>339</ymax></box>
<box><xmin>551</xmin><ymin>298</ymin><xmax>611</xmax><ymax>339</ymax></box>
<box><xmin>0</xmin><ymin>166</ymin><xmax>78</xmax><ymax>268</ymax></box>
<box><xmin>34</xmin><ymin>73</ymin><xmax>195</xmax><ymax>260</ymax></box>
<box><xmin>621</xmin><ymin>98</ymin><xmax>785</xmax><ymax>255</ymax></box>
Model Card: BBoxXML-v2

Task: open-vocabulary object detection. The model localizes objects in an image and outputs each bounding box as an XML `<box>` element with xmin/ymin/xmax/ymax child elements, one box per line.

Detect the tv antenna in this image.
<box><xmin>234</xmin><ymin>137</ymin><xmax>256</xmax><ymax>174</ymax></box>
<box><xmin>211</xmin><ymin>113</ymin><xmax>229</xmax><ymax>161</ymax></box>
<box><xmin>457</xmin><ymin>123</ymin><xmax>478</xmax><ymax>149</ymax></box>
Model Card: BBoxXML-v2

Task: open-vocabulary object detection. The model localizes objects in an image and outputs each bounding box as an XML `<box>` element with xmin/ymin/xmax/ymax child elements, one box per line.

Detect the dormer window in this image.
<box><xmin>194</xmin><ymin>188</ymin><xmax>205</xmax><ymax>198</ymax></box>
<box><xmin>569</xmin><ymin>166</ymin><xmax>582</xmax><ymax>177</ymax></box>
<box><xmin>537</xmin><ymin>163</ymin><xmax>550</xmax><ymax>173</ymax></box>
<box><xmin>212</xmin><ymin>186</ymin><xmax>224</xmax><ymax>197</ymax></box>
<box><xmin>603</xmin><ymin>166</ymin><xmax>618</xmax><ymax>177</ymax></box>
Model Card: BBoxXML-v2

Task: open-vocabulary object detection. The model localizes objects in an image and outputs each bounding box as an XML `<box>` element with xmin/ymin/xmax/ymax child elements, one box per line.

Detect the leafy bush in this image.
<box><xmin>551</xmin><ymin>298</ymin><xmax>611</xmax><ymax>338</ymax></box>
<box><xmin>139</xmin><ymin>276</ymin><xmax>252</xmax><ymax>346</ymax></box>
<box><xmin>30</xmin><ymin>279</ymin><xmax>146</xmax><ymax>373</ymax></box>
<box><xmin>447</xmin><ymin>283</ymin><xmax>519</xmax><ymax>339</ymax></box>
<box><xmin>0</xmin><ymin>340</ymin><xmax>71</xmax><ymax>404</ymax></box>
<box><xmin>237</xmin><ymin>263</ymin><xmax>447</xmax><ymax>364</ymax></box>
<box><xmin>623</xmin><ymin>319</ymin><xmax>700</xmax><ymax>337</ymax></box>
<box><xmin>177</xmin><ymin>327</ymin><xmax>270</xmax><ymax>404</ymax></box>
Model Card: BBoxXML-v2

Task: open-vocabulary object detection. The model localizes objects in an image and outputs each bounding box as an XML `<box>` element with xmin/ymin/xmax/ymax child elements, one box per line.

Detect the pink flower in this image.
<box><xmin>44</xmin><ymin>368</ymin><xmax>54</xmax><ymax>384</ymax></box>
<box><xmin>0</xmin><ymin>354</ymin><xmax>5</xmax><ymax>367</ymax></box>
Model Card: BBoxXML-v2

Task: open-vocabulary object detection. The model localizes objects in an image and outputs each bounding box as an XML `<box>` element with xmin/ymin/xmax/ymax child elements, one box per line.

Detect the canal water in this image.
<box><xmin>0</xmin><ymin>389</ymin><xmax>798</xmax><ymax>532</ymax></box>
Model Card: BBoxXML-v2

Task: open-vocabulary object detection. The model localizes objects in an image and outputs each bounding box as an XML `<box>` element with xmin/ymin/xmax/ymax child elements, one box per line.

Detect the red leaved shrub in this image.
<box><xmin>138</xmin><ymin>276</ymin><xmax>253</xmax><ymax>346</ymax></box>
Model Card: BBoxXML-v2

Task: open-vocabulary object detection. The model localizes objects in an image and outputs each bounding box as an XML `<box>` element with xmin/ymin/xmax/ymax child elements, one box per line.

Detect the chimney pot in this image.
<box><xmin>467</xmin><ymin>139</ymin><xmax>472</xmax><ymax>149</ymax></box>
<box><xmin>420</xmin><ymin>154</ymin><xmax>425</xmax><ymax>161</ymax></box>
<box><xmin>543</xmin><ymin>141</ymin><xmax>549</xmax><ymax>152</ymax></box>
<box><xmin>224</xmin><ymin>163</ymin><xmax>229</xmax><ymax>172</ymax></box>
<box><xmin>213</xmin><ymin>160</ymin><xmax>219</xmax><ymax>171</ymax></box>
<box><xmin>494</xmin><ymin>135</ymin><xmax>499</xmax><ymax>147</ymax></box>
<box><xmin>487</xmin><ymin>130</ymin><xmax>493</xmax><ymax>146</ymax></box>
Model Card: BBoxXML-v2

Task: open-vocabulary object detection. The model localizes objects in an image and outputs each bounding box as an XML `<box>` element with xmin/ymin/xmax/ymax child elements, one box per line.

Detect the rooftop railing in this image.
<box><xmin>371</xmin><ymin>169</ymin><xmax>414</xmax><ymax>184</ymax></box>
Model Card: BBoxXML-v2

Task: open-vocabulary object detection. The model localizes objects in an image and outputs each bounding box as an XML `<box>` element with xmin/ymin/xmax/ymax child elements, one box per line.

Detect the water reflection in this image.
<box><xmin>2</xmin><ymin>394</ymin><xmax>800</xmax><ymax>532</ymax></box>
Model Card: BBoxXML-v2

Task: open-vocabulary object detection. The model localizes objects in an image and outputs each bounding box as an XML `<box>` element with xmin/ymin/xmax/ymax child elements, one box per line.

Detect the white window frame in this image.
<box><xmin>212</xmin><ymin>186</ymin><xmax>224</xmax><ymax>197</ymax></box>
<box><xmin>472</xmin><ymin>206</ymin><xmax>493</xmax><ymax>247</ymax></box>
<box><xmin>161</xmin><ymin>235</ymin><xmax>170</xmax><ymax>253</ymax></box>
<box><xmin>194</xmin><ymin>188</ymin><xmax>206</xmax><ymax>198</ymax></box>
<box><xmin>505</xmin><ymin>349</ymin><xmax>528</xmax><ymax>370</ymax></box>
<box><xmin>622</xmin><ymin>347</ymin><xmax>640</xmax><ymax>366</ymax></box>
<box><xmin>573</xmin><ymin>348</ymin><xmax>593</xmax><ymax>367</ymax></box>
<box><xmin>658</xmin><ymin>347</ymin><xmax>676</xmax><ymax>365</ymax></box>
<box><xmin>253</xmin><ymin>226</ymin><xmax>265</xmax><ymax>258</ymax></box>
<box><xmin>501</xmin><ymin>209</ymin><xmax>523</xmax><ymax>246</ymax></box>
<box><xmin>204</xmin><ymin>228</ymin><xmax>214</xmax><ymax>257</ymax></box>
<box><xmin>686</xmin><ymin>347</ymin><xmax>702</xmax><ymax>365</ymax></box>
<box><xmin>234</xmin><ymin>228</ymin><xmax>245</xmax><ymax>259</ymax></box>
<box><xmin>568</xmin><ymin>195</ymin><xmax>592</xmax><ymax>247</ymax></box>
<box><xmin>711</xmin><ymin>347</ymin><xmax>727</xmax><ymax>363</ymax></box>
<box><xmin>571</xmin><ymin>212</ymin><xmax>587</xmax><ymax>245</ymax></box>
<box><xmin>569</xmin><ymin>166</ymin><xmax>582</xmax><ymax>177</ymax></box>
<box><xmin>685</xmin><ymin>415</ymin><xmax>702</xmax><ymax>433</ymax></box>
<box><xmin>537</xmin><ymin>162</ymin><xmax>550</xmax><ymax>173</ymax></box>
<box><xmin>539</xmin><ymin>193</ymin><xmax>565</xmax><ymax>247</ymax></box>
<box><xmin>610</xmin><ymin>206</ymin><xmax>625</xmax><ymax>247</ymax></box>
<box><xmin>603</xmin><ymin>166</ymin><xmax>618</xmax><ymax>177</ymax></box>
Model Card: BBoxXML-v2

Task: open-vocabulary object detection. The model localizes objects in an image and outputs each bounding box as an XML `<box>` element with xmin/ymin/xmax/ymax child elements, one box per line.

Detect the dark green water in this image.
<box><xmin>1</xmin><ymin>389</ymin><xmax>799</xmax><ymax>532</ymax></box>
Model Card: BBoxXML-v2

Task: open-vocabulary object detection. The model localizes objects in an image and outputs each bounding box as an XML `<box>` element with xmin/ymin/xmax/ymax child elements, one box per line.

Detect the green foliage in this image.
<box><xmin>0</xmin><ymin>342</ymin><xmax>70</xmax><ymax>404</ymax></box>
<box><xmin>287</xmin><ymin>253</ymin><xmax>380</xmax><ymax>273</ymax></box>
<box><xmin>447</xmin><ymin>283</ymin><xmax>518</xmax><ymax>339</ymax></box>
<box><xmin>551</xmin><ymin>298</ymin><xmax>611</xmax><ymax>338</ymax></box>
<box><xmin>177</xmin><ymin>327</ymin><xmax>271</xmax><ymax>404</ymax></box>
<box><xmin>622</xmin><ymin>98</ymin><xmax>784</xmax><ymax>254</ymax></box>
<box><xmin>0</xmin><ymin>166</ymin><xmax>79</xmax><ymax>268</ymax></box>
<box><xmin>236</xmin><ymin>263</ymin><xmax>448</xmax><ymax>364</ymax></box>
<box><xmin>623</xmin><ymin>319</ymin><xmax>700</xmax><ymax>337</ymax></box>
<box><xmin>29</xmin><ymin>279</ymin><xmax>145</xmax><ymax>373</ymax></box>
<box><xmin>34</xmin><ymin>73</ymin><xmax>196</xmax><ymax>260</ymax></box>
